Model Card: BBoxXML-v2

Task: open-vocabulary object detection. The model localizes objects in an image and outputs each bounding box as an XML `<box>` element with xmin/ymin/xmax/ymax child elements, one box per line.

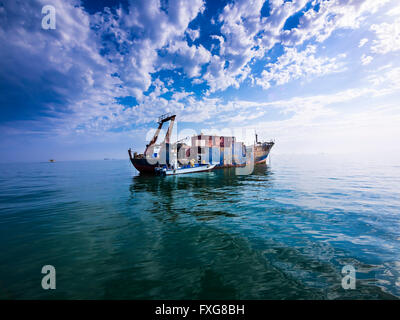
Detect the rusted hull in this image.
<box><xmin>129</xmin><ymin>146</ymin><xmax>272</xmax><ymax>174</ymax></box>
<box><xmin>130</xmin><ymin>157</ymin><xmax>157</xmax><ymax>173</ymax></box>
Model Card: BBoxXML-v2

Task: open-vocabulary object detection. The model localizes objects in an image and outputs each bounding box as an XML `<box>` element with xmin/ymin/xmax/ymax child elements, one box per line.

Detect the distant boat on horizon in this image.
<box><xmin>49</xmin><ymin>159</ymin><xmax>55</xmax><ymax>163</ymax></box>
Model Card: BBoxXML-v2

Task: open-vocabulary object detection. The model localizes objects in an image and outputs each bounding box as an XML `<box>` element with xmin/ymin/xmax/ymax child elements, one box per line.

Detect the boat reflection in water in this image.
<box><xmin>129</xmin><ymin>163</ymin><xmax>273</xmax><ymax>222</ymax></box>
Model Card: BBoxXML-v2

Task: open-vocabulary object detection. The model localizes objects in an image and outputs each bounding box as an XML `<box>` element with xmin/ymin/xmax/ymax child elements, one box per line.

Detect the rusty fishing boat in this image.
<box><xmin>128</xmin><ymin>113</ymin><xmax>274</xmax><ymax>174</ymax></box>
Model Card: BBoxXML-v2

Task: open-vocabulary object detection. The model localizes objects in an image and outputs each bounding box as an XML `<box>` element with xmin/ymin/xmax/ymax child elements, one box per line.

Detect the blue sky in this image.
<box><xmin>1</xmin><ymin>0</ymin><xmax>400</xmax><ymax>162</ymax></box>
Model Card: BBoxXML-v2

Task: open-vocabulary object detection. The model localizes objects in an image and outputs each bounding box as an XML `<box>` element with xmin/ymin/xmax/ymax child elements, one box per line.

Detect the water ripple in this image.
<box><xmin>0</xmin><ymin>157</ymin><xmax>399</xmax><ymax>299</ymax></box>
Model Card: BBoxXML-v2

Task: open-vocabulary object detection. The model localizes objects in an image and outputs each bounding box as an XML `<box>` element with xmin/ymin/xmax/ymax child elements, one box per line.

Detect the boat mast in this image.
<box><xmin>144</xmin><ymin>113</ymin><xmax>176</xmax><ymax>165</ymax></box>
<box><xmin>164</xmin><ymin>114</ymin><xmax>176</xmax><ymax>166</ymax></box>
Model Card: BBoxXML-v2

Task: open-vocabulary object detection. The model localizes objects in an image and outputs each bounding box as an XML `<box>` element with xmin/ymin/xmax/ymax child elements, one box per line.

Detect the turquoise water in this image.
<box><xmin>0</xmin><ymin>155</ymin><xmax>399</xmax><ymax>299</ymax></box>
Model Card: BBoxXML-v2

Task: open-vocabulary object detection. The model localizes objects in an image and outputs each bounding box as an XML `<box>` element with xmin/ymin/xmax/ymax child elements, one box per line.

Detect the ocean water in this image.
<box><xmin>0</xmin><ymin>155</ymin><xmax>399</xmax><ymax>299</ymax></box>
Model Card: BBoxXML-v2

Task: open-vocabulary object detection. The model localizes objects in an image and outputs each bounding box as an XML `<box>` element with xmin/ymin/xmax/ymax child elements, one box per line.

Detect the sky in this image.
<box><xmin>0</xmin><ymin>0</ymin><xmax>400</xmax><ymax>162</ymax></box>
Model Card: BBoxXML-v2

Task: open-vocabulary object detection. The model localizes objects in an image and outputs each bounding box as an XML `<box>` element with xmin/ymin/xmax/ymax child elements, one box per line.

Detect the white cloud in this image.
<box><xmin>361</xmin><ymin>54</ymin><xmax>373</xmax><ymax>65</ymax></box>
<box><xmin>359</xmin><ymin>38</ymin><xmax>369</xmax><ymax>47</ymax></box>
<box><xmin>199</xmin><ymin>0</ymin><xmax>267</xmax><ymax>92</ymax></box>
<box><xmin>2</xmin><ymin>0</ymin><xmax>400</xmax><ymax>151</ymax></box>
<box><xmin>387</xmin><ymin>4</ymin><xmax>400</xmax><ymax>16</ymax></box>
<box><xmin>260</xmin><ymin>0</ymin><xmax>309</xmax><ymax>48</ymax></box>
<box><xmin>141</xmin><ymin>64</ymin><xmax>400</xmax><ymax>130</ymax></box>
<box><xmin>256</xmin><ymin>45</ymin><xmax>346</xmax><ymax>89</ymax></box>
<box><xmin>95</xmin><ymin>0</ymin><xmax>206</xmax><ymax>99</ymax></box>
<box><xmin>183</xmin><ymin>65</ymin><xmax>400</xmax><ymax>134</ymax></box>
<box><xmin>367</xmin><ymin>66</ymin><xmax>400</xmax><ymax>89</ymax></box>
<box><xmin>162</xmin><ymin>40</ymin><xmax>211</xmax><ymax>78</ymax></box>
<box><xmin>192</xmin><ymin>78</ymin><xmax>204</xmax><ymax>85</ymax></box>
<box><xmin>203</xmin><ymin>54</ymin><xmax>251</xmax><ymax>92</ymax></box>
<box><xmin>210</xmin><ymin>35</ymin><xmax>225</xmax><ymax>55</ymax></box>
<box><xmin>199</xmin><ymin>80</ymin><xmax>400</xmax><ymax>155</ymax></box>
<box><xmin>186</xmin><ymin>28</ymin><xmax>200</xmax><ymax>41</ymax></box>
<box><xmin>202</xmin><ymin>0</ymin><xmax>392</xmax><ymax>93</ymax></box>
<box><xmin>370</xmin><ymin>18</ymin><xmax>400</xmax><ymax>54</ymax></box>
<box><xmin>0</xmin><ymin>0</ymin><xmax>128</xmax><ymax>132</ymax></box>
<box><xmin>282</xmin><ymin>0</ymin><xmax>391</xmax><ymax>46</ymax></box>
<box><xmin>0</xmin><ymin>0</ymin><xmax>208</xmax><ymax>136</ymax></box>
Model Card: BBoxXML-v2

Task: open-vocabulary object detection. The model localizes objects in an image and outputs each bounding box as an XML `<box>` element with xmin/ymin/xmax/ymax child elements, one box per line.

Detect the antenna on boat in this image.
<box><xmin>253</xmin><ymin>129</ymin><xmax>258</xmax><ymax>145</ymax></box>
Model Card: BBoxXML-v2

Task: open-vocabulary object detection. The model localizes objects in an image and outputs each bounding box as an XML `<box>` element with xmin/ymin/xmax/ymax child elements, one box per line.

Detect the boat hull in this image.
<box><xmin>129</xmin><ymin>140</ymin><xmax>274</xmax><ymax>174</ymax></box>
<box><xmin>129</xmin><ymin>152</ymin><xmax>272</xmax><ymax>174</ymax></box>
<box><xmin>129</xmin><ymin>157</ymin><xmax>157</xmax><ymax>173</ymax></box>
